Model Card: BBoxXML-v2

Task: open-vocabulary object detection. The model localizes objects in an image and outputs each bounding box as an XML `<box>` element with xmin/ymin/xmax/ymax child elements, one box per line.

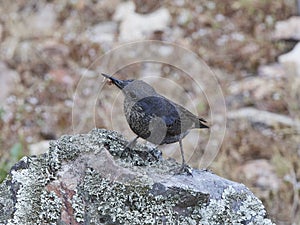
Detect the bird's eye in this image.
<box><xmin>129</xmin><ymin>92</ymin><xmax>136</xmax><ymax>98</ymax></box>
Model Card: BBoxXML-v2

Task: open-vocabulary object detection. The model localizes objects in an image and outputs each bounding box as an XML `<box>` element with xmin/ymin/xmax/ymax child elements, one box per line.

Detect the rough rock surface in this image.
<box><xmin>0</xmin><ymin>129</ymin><xmax>275</xmax><ymax>225</ymax></box>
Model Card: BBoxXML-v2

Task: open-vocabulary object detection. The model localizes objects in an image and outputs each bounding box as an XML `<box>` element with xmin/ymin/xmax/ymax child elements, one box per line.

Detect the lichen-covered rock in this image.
<box><xmin>0</xmin><ymin>129</ymin><xmax>275</xmax><ymax>225</ymax></box>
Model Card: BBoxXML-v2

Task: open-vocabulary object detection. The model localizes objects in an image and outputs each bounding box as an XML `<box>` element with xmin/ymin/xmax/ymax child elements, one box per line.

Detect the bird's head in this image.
<box><xmin>102</xmin><ymin>73</ymin><xmax>134</xmax><ymax>89</ymax></box>
<box><xmin>102</xmin><ymin>73</ymin><xmax>157</xmax><ymax>101</ymax></box>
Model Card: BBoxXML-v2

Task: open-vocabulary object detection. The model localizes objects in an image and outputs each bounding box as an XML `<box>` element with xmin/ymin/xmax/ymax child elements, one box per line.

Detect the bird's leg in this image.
<box><xmin>126</xmin><ymin>136</ymin><xmax>139</xmax><ymax>149</ymax></box>
<box><xmin>178</xmin><ymin>139</ymin><xmax>193</xmax><ymax>175</ymax></box>
<box><xmin>179</xmin><ymin>139</ymin><xmax>186</xmax><ymax>166</ymax></box>
<box><xmin>121</xmin><ymin>136</ymin><xmax>139</xmax><ymax>158</ymax></box>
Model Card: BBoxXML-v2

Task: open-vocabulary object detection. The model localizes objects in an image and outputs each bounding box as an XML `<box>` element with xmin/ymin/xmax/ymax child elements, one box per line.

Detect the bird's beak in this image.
<box><xmin>101</xmin><ymin>73</ymin><xmax>132</xmax><ymax>89</ymax></box>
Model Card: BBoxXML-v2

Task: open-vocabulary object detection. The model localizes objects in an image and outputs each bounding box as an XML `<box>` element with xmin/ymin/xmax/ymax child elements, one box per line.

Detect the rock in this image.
<box><xmin>85</xmin><ymin>22</ymin><xmax>118</xmax><ymax>48</ymax></box>
<box><xmin>227</xmin><ymin>107</ymin><xmax>300</xmax><ymax>131</ymax></box>
<box><xmin>227</xmin><ymin>76</ymin><xmax>287</xmax><ymax>113</ymax></box>
<box><xmin>9</xmin><ymin>3</ymin><xmax>57</xmax><ymax>39</ymax></box>
<box><xmin>273</xmin><ymin>16</ymin><xmax>300</xmax><ymax>41</ymax></box>
<box><xmin>0</xmin><ymin>129</ymin><xmax>275</xmax><ymax>224</ymax></box>
<box><xmin>228</xmin><ymin>77</ymin><xmax>277</xmax><ymax>100</ymax></box>
<box><xmin>258</xmin><ymin>63</ymin><xmax>286</xmax><ymax>79</ymax></box>
<box><xmin>278</xmin><ymin>43</ymin><xmax>300</xmax><ymax>119</ymax></box>
<box><xmin>113</xmin><ymin>1</ymin><xmax>171</xmax><ymax>42</ymax></box>
<box><xmin>278</xmin><ymin>42</ymin><xmax>300</xmax><ymax>77</ymax></box>
<box><xmin>113</xmin><ymin>1</ymin><xmax>136</xmax><ymax>22</ymax></box>
<box><xmin>28</xmin><ymin>4</ymin><xmax>57</xmax><ymax>37</ymax></box>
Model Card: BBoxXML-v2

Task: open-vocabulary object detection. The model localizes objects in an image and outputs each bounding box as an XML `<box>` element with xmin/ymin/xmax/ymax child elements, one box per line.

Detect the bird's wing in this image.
<box><xmin>172</xmin><ymin>102</ymin><xmax>209</xmax><ymax>129</ymax></box>
<box><xmin>134</xmin><ymin>96</ymin><xmax>181</xmax><ymax>128</ymax></box>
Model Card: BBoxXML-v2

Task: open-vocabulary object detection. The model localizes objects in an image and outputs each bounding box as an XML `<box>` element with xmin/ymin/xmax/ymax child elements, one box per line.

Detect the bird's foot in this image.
<box><xmin>175</xmin><ymin>164</ymin><xmax>193</xmax><ymax>176</ymax></box>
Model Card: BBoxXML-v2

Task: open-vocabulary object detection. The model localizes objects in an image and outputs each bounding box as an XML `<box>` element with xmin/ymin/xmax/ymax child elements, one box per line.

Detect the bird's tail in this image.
<box><xmin>196</xmin><ymin>118</ymin><xmax>209</xmax><ymax>129</ymax></box>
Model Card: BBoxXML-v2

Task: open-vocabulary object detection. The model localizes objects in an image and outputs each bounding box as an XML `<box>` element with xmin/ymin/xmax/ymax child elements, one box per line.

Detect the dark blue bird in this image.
<box><xmin>102</xmin><ymin>73</ymin><xmax>209</xmax><ymax>173</ymax></box>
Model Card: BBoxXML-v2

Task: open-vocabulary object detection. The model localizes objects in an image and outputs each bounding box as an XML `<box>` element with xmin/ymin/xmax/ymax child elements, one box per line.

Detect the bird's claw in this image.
<box><xmin>177</xmin><ymin>164</ymin><xmax>193</xmax><ymax>176</ymax></box>
<box><xmin>171</xmin><ymin>164</ymin><xmax>193</xmax><ymax>176</ymax></box>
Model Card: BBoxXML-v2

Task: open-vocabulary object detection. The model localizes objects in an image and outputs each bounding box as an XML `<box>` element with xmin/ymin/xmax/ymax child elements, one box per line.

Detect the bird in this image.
<box><xmin>102</xmin><ymin>73</ymin><xmax>209</xmax><ymax>174</ymax></box>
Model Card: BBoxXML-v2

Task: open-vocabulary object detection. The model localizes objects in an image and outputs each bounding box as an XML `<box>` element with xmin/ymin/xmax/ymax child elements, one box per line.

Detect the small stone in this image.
<box><xmin>86</xmin><ymin>22</ymin><xmax>118</xmax><ymax>46</ymax></box>
<box><xmin>113</xmin><ymin>1</ymin><xmax>171</xmax><ymax>42</ymax></box>
<box><xmin>278</xmin><ymin>42</ymin><xmax>300</xmax><ymax>77</ymax></box>
<box><xmin>273</xmin><ymin>16</ymin><xmax>300</xmax><ymax>41</ymax></box>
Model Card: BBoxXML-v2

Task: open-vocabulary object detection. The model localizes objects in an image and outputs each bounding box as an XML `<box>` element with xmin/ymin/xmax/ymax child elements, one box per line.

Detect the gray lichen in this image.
<box><xmin>72</xmin><ymin>167</ymin><xmax>207</xmax><ymax>224</ymax></box>
<box><xmin>39</xmin><ymin>190</ymin><xmax>62</xmax><ymax>224</ymax></box>
<box><xmin>199</xmin><ymin>186</ymin><xmax>275</xmax><ymax>225</ymax></box>
<box><xmin>4</xmin><ymin>153</ymin><xmax>61</xmax><ymax>225</ymax></box>
<box><xmin>0</xmin><ymin>128</ymin><xmax>276</xmax><ymax>225</ymax></box>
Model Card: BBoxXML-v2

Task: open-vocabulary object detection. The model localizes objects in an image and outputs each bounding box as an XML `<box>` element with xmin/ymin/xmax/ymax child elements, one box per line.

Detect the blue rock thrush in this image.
<box><xmin>102</xmin><ymin>73</ymin><xmax>209</xmax><ymax>174</ymax></box>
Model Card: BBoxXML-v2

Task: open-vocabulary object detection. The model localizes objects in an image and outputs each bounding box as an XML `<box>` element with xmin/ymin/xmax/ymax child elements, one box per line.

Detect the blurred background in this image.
<box><xmin>0</xmin><ymin>0</ymin><xmax>299</xmax><ymax>224</ymax></box>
